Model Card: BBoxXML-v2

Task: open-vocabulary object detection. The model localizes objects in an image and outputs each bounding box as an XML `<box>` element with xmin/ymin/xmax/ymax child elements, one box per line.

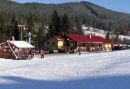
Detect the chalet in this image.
<box><xmin>44</xmin><ymin>36</ymin><xmax>65</xmax><ymax>53</ymax></box>
<box><xmin>65</xmin><ymin>34</ymin><xmax>112</xmax><ymax>52</ymax></box>
<box><xmin>44</xmin><ymin>34</ymin><xmax>112</xmax><ymax>53</ymax></box>
<box><xmin>0</xmin><ymin>40</ymin><xmax>34</xmax><ymax>59</ymax></box>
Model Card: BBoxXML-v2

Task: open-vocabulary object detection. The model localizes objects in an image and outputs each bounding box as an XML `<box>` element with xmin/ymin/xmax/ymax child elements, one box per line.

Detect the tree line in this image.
<box><xmin>0</xmin><ymin>10</ymin><xmax>76</xmax><ymax>48</ymax></box>
<box><xmin>0</xmin><ymin>0</ymin><xmax>130</xmax><ymax>47</ymax></box>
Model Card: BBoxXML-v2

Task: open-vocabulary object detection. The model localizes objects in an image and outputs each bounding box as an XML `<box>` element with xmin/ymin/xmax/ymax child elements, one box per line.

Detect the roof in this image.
<box><xmin>66</xmin><ymin>34</ymin><xmax>90</xmax><ymax>43</ymax></box>
<box><xmin>8</xmin><ymin>41</ymin><xmax>34</xmax><ymax>48</ymax></box>
<box><xmin>90</xmin><ymin>36</ymin><xmax>112</xmax><ymax>43</ymax></box>
<box><xmin>66</xmin><ymin>34</ymin><xmax>112</xmax><ymax>44</ymax></box>
<box><xmin>54</xmin><ymin>36</ymin><xmax>64</xmax><ymax>41</ymax></box>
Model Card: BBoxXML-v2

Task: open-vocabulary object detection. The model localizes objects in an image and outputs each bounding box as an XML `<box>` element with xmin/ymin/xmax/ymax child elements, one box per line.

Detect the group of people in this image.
<box><xmin>21</xmin><ymin>49</ymin><xmax>35</xmax><ymax>60</ymax></box>
<box><xmin>21</xmin><ymin>49</ymin><xmax>45</xmax><ymax>59</ymax></box>
<box><xmin>20</xmin><ymin>49</ymin><xmax>45</xmax><ymax>59</ymax></box>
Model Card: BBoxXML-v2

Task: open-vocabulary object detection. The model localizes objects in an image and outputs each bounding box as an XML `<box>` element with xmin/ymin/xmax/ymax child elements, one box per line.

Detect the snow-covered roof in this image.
<box><xmin>0</xmin><ymin>42</ymin><xmax>4</xmax><ymax>46</ymax></box>
<box><xmin>119</xmin><ymin>35</ymin><xmax>130</xmax><ymax>40</ymax></box>
<box><xmin>8</xmin><ymin>41</ymin><xmax>34</xmax><ymax>48</ymax></box>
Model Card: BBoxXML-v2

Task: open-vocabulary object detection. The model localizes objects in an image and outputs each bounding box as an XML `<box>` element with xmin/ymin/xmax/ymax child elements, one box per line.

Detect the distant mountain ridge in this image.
<box><xmin>0</xmin><ymin>0</ymin><xmax>130</xmax><ymax>34</ymax></box>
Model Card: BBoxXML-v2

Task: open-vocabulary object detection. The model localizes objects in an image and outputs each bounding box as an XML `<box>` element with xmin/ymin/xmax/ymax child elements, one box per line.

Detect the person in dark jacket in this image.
<box><xmin>22</xmin><ymin>51</ymin><xmax>26</xmax><ymax>60</ymax></box>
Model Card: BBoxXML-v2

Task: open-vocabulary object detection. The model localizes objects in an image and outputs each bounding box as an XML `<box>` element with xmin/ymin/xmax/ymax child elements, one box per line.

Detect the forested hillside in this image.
<box><xmin>0</xmin><ymin>0</ymin><xmax>130</xmax><ymax>45</ymax></box>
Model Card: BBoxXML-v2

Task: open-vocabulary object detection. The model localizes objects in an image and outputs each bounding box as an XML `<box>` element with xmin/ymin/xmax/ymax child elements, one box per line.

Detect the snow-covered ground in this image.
<box><xmin>0</xmin><ymin>50</ymin><xmax>130</xmax><ymax>89</ymax></box>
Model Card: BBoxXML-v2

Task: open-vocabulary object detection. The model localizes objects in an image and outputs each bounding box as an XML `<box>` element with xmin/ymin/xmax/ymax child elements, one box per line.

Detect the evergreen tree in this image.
<box><xmin>61</xmin><ymin>13</ymin><xmax>70</xmax><ymax>34</ymax></box>
<box><xmin>11</xmin><ymin>14</ymin><xmax>20</xmax><ymax>40</ymax></box>
<box><xmin>37</xmin><ymin>26</ymin><xmax>44</xmax><ymax>48</ymax></box>
<box><xmin>114</xmin><ymin>32</ymin><xmax>119</xmax><ymax>43</ymax></box>
<box><xmin>0</xmin><ymin>12</ymin><xmax>11</xmax><ymax>42</ymax></box>
<box><xmin>27</xmin><ymin>12</ymin><xmax>34</xmax><ymax>32</ymax></box>
<box><xmin>14</xmin><ymin>21</ymin><xmax>20</xmax><ymax>40</ymax></box>
<box><xmin>49</xmin><ymin>10</ymin><xmax>61</xmax><ymax>36</ymax></box>
<box><xmin>123</xmin><ymin>38</ymin><xmax>127</xmax><ymax>44</ymax></box>
<box><xmin>0</xmin><ymin>13</ymin><xmax>4</xmax><ymax>42</ymax></box>
<box><xmin>105</xmin><ymin>32</ymin><xmax>110</xmax><ymax>40</ymax></box>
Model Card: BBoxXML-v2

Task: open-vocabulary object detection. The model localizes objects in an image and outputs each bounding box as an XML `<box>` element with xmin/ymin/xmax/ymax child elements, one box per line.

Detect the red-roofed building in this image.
<box><xmin>65</xmin><ymin>34</ymin><xmax>112</xmax><ymax>52</ymax></box>
<box><xmin>44</xmin><ymin>34</ymin><xmax>112</xmax><ymax>53</ymax></box>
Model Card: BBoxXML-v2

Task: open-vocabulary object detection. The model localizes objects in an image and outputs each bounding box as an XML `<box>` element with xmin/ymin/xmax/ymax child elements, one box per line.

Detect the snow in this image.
<box><xmin>8</xmin><ymin>41</ymin><xmax>34</xmax><ymax>48</ymax></box>
<box><xmin>82</xmin><ymin>25</ymin><xmax>108</xmax><ymax>38</ymax></box>
<box><xmin>0</xmin><ymin>50</ymin><xmax>130</xmax><ymax>89</ymax></box>
<box><xmin>83</xmin><ymin>30</ymin><xmax>106</xmax><ymax>38</ymax></box>
<box><xmin>119</xmin><ymin>35</ymin><xmax>130</xmax><ymax>40</ymax></box>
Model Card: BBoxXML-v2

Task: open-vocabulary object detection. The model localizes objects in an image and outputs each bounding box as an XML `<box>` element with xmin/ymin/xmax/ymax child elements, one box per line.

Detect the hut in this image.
<box><xmin>44</xmin><ymin>36</ymin><xmax>65</xmax><ymax>53</ymax></box>
<box><xmin>0</xmin><ymin>40</ymin><xmax>34</xmax><ymax>59</ymax></box>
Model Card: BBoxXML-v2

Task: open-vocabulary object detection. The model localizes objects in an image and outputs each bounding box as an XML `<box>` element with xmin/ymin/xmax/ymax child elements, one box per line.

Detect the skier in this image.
<box><xmin>40</xmin><ymin>49</ymin><xmax>44</xmax><ymax>58</ymax></box>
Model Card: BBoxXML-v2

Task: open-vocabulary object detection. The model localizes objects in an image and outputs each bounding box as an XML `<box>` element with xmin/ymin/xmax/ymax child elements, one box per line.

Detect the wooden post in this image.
<box><xmin>76</xmin><ymin>42</ymin><xmax>78</xmax><ymax>53</ymax></box>
<box><xmin>102</xmin><ymin>44</ymin><xmax>105</xmax><ymax>51</ymax></box>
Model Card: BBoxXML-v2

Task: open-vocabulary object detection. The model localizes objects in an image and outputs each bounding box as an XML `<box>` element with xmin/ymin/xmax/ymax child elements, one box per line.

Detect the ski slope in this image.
<box><xmin>0</xmin><ymin>50</ymin><xmax>130</xmax><ymax>89</ymax></box>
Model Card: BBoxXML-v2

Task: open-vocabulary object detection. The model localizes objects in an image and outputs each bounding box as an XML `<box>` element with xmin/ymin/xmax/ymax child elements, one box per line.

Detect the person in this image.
<box><xmin>27</xmin><ymin>49</ymin><xmax>32</xmax><ymax>59</ymax></box>
<box><xmin>22</xmin><ymin>51</ymin><xmax>26</xmax><ymax>60</ymax></box>
<box><xmin>40</xmin><ymin>49</ymin><xmax>44</xmax><ymax>58</ymax></box>
<box><xmin>31</xmin><ymin>49</ymin><xmax>35</xmax><ymax>57</ymax></box>
<box><xmin>78</xmin><ymin>47</ymin><xmax>81</xmax><ymax>55</ymax></box>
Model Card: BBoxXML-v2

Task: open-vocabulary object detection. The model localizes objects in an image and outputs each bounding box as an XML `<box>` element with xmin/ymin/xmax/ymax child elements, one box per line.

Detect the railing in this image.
<box><xmin>7</xmin><ymin>40</ymin><xmax>18</xmax><ymax>59</ymax></box>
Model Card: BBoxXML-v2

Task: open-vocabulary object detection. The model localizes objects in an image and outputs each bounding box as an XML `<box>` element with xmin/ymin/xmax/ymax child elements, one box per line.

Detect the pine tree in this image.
<box><xmin>114</xmin><ymin>33</ymin><xmax>119</xmax><ymax>43</ymax></box>
<box><xmin>27</xmin><ymin>12</ymin><xmax>34</xmax><ymax>32</ymax></box>
<box><xmin>49</xmin><ymin>10</ymin><xmax>61</xmax><ymax>36</ymax></box>
<box><xmin>105</xmin><ymin>32</ymin><xmax>110</xmax><ymax>40</ymax></box>
<box><xmin>37</xmin><ymin>26</ymin><xmax>44</xmax><ymax>48</ymax></box>
<box><xmin>11</xmin><ymin>14</ymin><xmax>20</xmax><ymax>40</ymax></box>
<box><xmin>0</xmin><ymin>13</ymin><xmax>4</xmax><ymax>42</ymax></box>
<box><xmin>61</xmin><ymin>13</ymin><xmax>70</xmax><ymax>34</ymax></box>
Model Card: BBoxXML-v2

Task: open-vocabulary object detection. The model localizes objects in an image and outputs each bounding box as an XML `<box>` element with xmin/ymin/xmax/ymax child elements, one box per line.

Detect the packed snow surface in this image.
<box><xmin>0</xmin><ymin>50</ymin><xmax>130</xmax><ymax>89</ymax></box>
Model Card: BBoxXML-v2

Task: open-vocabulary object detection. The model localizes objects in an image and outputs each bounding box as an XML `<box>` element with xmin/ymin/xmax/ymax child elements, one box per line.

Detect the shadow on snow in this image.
<box><xmin>0</xmin><ymin>75</ymin><xmax>130</xmax><ymax>89</ymax></box>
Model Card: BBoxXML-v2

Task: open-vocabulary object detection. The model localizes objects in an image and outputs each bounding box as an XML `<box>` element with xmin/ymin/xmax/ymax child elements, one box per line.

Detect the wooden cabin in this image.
<box><xmin>0</xmin><ymin>40</ymin><xmax>34</xmax><ymax>59</ymax></box>
<box><xmin>44</xmin><ymin>36</ymin><xmax>65</xmax><ymax>53</ymax></box>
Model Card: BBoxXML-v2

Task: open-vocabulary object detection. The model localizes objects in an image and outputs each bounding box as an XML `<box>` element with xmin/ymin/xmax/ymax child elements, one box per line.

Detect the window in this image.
<box><xmin>58</xmin><ymin>41</ymin><xmax>63</xmax><ymax>47</ymax></box>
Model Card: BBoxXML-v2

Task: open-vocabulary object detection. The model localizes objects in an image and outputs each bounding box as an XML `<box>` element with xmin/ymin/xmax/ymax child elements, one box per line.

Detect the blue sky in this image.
<box><xmin>13</xmin><ymin>0</ymin><xmax>130</xmax><ymax>14</ymax></box>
